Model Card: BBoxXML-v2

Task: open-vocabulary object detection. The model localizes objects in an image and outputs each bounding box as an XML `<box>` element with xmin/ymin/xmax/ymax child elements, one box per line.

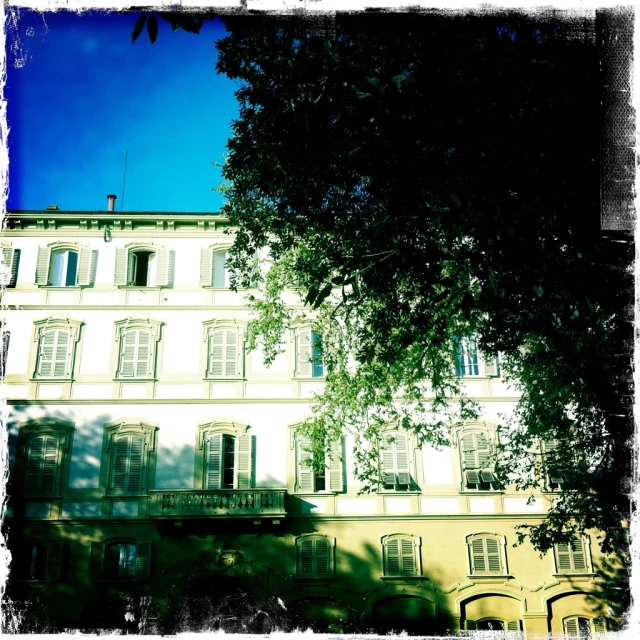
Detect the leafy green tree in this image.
<box><xmin>136</xmin><ymin>11</ymin><xmax>632</xmax><ymax>554</ymax></box>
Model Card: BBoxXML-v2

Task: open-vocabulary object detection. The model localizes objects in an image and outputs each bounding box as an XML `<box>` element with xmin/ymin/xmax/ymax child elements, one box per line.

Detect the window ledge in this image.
<box><xmin>38</xmin><ymin>286</ymin><xmax>81</xmax><ymax>290</ymax></box>
<box><xmin>295</xmin><ymin>377</ymin><xmax>326</xmax><ymax>381</ymax></box>
<box><xmin>459</xmin><ymin>490</ymin><xmax>504</xmax><ymax>495</ymax></box>
<box><xmin>376</xmin><ymin>490</ymin><xmax>422</xmax><ymax>495</ymax></box>
<box><xmin>104</xmin><ymin>493</ymin><xmax>148</xmax><ymax>499</ymax></box>
<box><xmin>30</xmin><ymin>378</ymin><xmax>72</xmax><ymax>382</ymax></box>
<box><xmin>114</xmin><ymin>378</ymin><xmax>157</xmax><ymax>383</ymax></box>
<box><xmin>552</xmin><ymin>573</ymin><xmax>597</xmax><ymax>579</ymax></box>
<box><xmin>293</xmin><ymin>576</ymin><xmax>339</xmax><ymax>581</ymax></box>
<box><xmin>295</xmin><ymin>491</ymin><xmax>338</xmax><ymax>496</ymax></box>
<box><xmin>380</xmin><ymin>575</ymin><xmax>429</xmax><ymax>581</ymax></box>
<box><xmin>467</xmin><ymin>574</ymin><xmax>513</xmax><ymax>580</ymax></box>
<box><xmin>204</xmin><ymin>377</ymin><xmax>246</xmax><ymax>382</ymax></box>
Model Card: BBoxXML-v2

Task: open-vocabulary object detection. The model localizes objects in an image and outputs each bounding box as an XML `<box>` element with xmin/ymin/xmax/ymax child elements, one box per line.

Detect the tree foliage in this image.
<box><xmin>137</xmin><ymin>11</ymin><xmax>632</xmax><ymax>554</ymax></box>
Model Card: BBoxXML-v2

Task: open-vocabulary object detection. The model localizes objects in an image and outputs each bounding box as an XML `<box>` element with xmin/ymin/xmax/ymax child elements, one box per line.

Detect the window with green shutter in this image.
<box><xmin>0</xmin><ymin>245</ymin><xmax>20</xmax><ymax>288</ymax></box>
<box><xmin>380</xmin><ymin>431</ymin><xmax>414</xmax><ymax>491</ymax></box>
<box><xmin>207</xmin><ymin>329</ymin><xmax>240</xmax><ymax>378</ymax></box>
<box><xmin>296</xmin><ymin>535</ymin><xmax>334</xmax><ymax>577</ymax></box>
<box><xmin>460</xmin><ymin>430</ymin><xmax>497</xmax><ymax>490</ymax></box>
<box><xmin>468</xmin><ymin>536</ymin><xmax>504</xmax><ymax>575</ymax></box>
<box><xmin>35</xmin><ymin>243</ymin><xmax>95</xmax><ymax>287</ymax></box>
<box><xmin>563</xmin><ymin>616</ymin><xmax>606</xmax><ymax>638</ymax></box>
<box><xmin>25</xmin><ymin>434</ymin><xmax>60</xmax><ymax>495</ymax></box>
<box><xmin>37</xmin><ymin>330</ymin><xmax>71</xmax><ymax>378</ymax></box>
<box><xmin>203</xmin><ymin>432</ymin><xmax>255</xmax><ymax>490</ymax></box>
<box><xmin>90</xmin><ymin>539</ymin><xmax>152</xmax><ymax>581</ymax></box>
<box><xmin>111</xmin><ymin>435</ymin><xmax>145</xmax><ymax>495</ymax></box>
<box><xmin>382</xmin><ymin>535</ymin><xmax>419</xmax><ymax>576</ymax></box>
<box><xmin>554</xmin><ymin>537</ymin><xmax>589</xmax><ymax>573</ymax></box>
<box><xmin>114</xmin><ymin>244</ymin><xmax>173</xmax><ymax>287</ymax></box>
<box><xmin>295</xmin><ymin>434</ymin><xmax>344</xmax><ymax>493</ymax></box>
<box><xmin>17</xmin><ymin>541</ymin><xmax>63</xmax><ymax>581</ymax></box>
<box><xmin>295</xmin><ymin>329</ymin><xmax>324</xmax><ymax>378</ymax></box>
<box><xmin>114</xmin><ymin>320</ymin><xmax>162</xmax><ymax>380</ymax></box>
<box><xmin>454</xmin><ymin>335</ymin><xmax>479</xmax><ymax>376</ymax></box>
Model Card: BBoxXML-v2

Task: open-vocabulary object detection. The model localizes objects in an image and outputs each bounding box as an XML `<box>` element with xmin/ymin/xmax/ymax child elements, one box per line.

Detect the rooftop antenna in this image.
<box><xmin>120</xmin><ymin>149</ymin><xmax>128</xmax><ymax>212</ymax></box>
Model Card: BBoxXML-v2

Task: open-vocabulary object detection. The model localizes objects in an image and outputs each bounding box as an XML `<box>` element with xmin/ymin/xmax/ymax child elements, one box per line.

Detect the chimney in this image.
<box><xmin>107</xmin><ymin>194</ymin><xmax>117</xmax><ymax>212</ymax></box>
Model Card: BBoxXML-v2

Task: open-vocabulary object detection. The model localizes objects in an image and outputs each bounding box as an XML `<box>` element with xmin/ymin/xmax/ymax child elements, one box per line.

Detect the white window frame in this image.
<box><xmin>296</xmin><ymin>534</ymin><xmax>335</xmax><ymax>578</ymax></box>
<box><xmin>32</xmin><ymin>318</ymin><xmax>83</xmax><ymax>380</ymax></box>
<box><xmin>465</xmin><ymin>533</ymin><xmax>509</xmax><ymax>576</ymax></box>
<box><xmin>454</xmin><ymin>334</ymin><xmax>500</xmax><ymax>377</ymax></box>
<box><xmin>202</xmin><ymin>320</ymin><xmax>245</xmax><ymax>379</ymax></box>
<box><xmin>290</xmin><ymin>426</ymin><xmax>344</xmax><ymax>493</ymax></box>
<box><xmin>89</xmin><ymin>537</ymin><xmax>152</xmax><ymax>581</ymax></box>
<box><xmin>114</xmin><ymin>242</ymin><xmax>173</xmax><ymax>288</ymax></box>
<box><xmin>17</xmin><ymin>418</ymin><xmax>74</xmax><ymax>498</ymax></box>
<box><xmin>379</xmin><ymin>430</ymin><xmax>417</xmax><ymax>491</ymax></box>
<box><xmin>196</xmin><ymin>420</ymin><xmax>256</xmax><ymax>490</ymax></box>
<box><xmin>553</xmin><ymin>536</ymin><xmax>593</xmax><ymax>575</ymax></box>
<box><xmin>293</xmin><ymin>328</ymin><xmax>324</xmax><ymax>378</ymax></box>
<box><xmin>381</xmin><ymin>534</ymin><xmax>421</xmax><ymax>577</ymax></box>
<box><xmin>114</xmin><ymin>318</ymin><xmax>163</xmax><ymax>380</ymax></box>
<box><xmin>103</xmin><ymin>419</ymin><xmax>158</xmax><ymax>496</ymax></box>
<box><xmin>200</xmin><ymin>243</ymin><xmax>233</xmax><ymax>289</ymax></box>
<box><xmin>35</xmin><ymin>241</ymin><xmax>96</xmax><ymax>287</ymax></box>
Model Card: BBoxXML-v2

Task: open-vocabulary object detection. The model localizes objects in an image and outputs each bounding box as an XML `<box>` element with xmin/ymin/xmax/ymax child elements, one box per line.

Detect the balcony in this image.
<box><xmin>148</xmin><ymin>489</ymin><xmax>286</xmax><ymax>519</ymax></box>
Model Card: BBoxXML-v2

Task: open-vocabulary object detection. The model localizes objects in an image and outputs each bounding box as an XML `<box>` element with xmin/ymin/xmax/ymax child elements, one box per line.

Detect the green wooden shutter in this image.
<box><xmin>484</xmin><ymin>354</ymin><xmax>500</xmax><ymax>376</ymax></box>
<box><xmin>556</xmin><ymin>542</ymin><xmax>573</xmax><ymax>571</ymax></box>
<box><xmin>237</xmin><ymin>434</ymin><xmax>256</xmax><ymax>489</ymax></box>
<box><xmin>155</xmin><ymin>247</ymin><xmax>173</xmax><ymax>286</ymax></box>
<box><xmin>26</xmin><ymin>435</ymin><xmax>59</xmax><ymax>494</ymax></box>
<box><xmin>394</xmin><ymin>433</ymin><xmax>410</xmax><ymax>482</ymax></box>
<box><xmin>112</xmin><ymin>435</ymin><xmax>144</xmax><ymax>495</ymax></box>
<box><xmin>127</xmin><ymin>436</ymin><xmax>144</xmax><ymax>494</ymax></box>
<box><xmin>386</xmin><ymin>538</ymin><xmax>401</xmax><ymax>575</ymax></box>
<box><xmin>570</xmin><ymin>537</ymin><xmax>587</xmax><ymax>571</ymax></box>
<box><xmin>400</xmin><ymin>538</ymin><xmax>416</xmax><ymax>574</ymax></box>
<box><xmin>224</xmin><ymin>331</ymin><xmax>238</xmax><ymax>376</ymax></box>
<box><xmin>52</xmin><ymin>330</ymin><xmax>71</xmax><ymax>378</ymax></box>
<box><xmin>45</xmin><ymin>542</ymin><xmax>63</xmax><ymax>581</ymax></box>
<box><xmin>114</xmin><ymin>247</ymin><xmax>128</xmax><ymax>285</ymax></box>
<box><xmin>471</xmin><ymin>538</ymin><xmax>487</xmax><ymax>572</ymax></box>
<box><xmin>89</xmin><ymin>542</ymin><xmax>105</xmax><ymax>580</ymax></box>
<box><xmin>76</xmin><ymin>248</ymin><xmax>94</xmax><ymax>286</ymax></box>
<box><xmin>462</xmin><ymin>433</ymin><xmax>478</xmax><ymax>468</ymax></box>
<box><xmin>297</xmin><ymin>435</ymin><xmax>314</xmax><ymax>492</ymax></box>
<box><xmin>120</xmin><ymin>331</ymin><xmax>137</xmax><ymax>377</ymax></box>
<box><xmin>486</xmin><ymin>538</ymin><xmax>502</xmax><ymax>572</ymax></box>
<box><xmin>35</xmin><ymin>246</ymin><xmax>51</xmax><ymax>285</ymax></box>
<box><xmin>206</xmin><ymin>434</ymin><xmax>223</xmax><ymax>489</ymax></box>
<box><xmin>136</xmin><ymin>330</ymin><xmax>152</xmax><ymax>378</ymax></box>
<box><xmin>297</xmin><ymin>329</ymin><xmax>312</xmax><ymax>377</ymax></box>
<box><xmin>328</xmin><ymin>439</ymin><xmax>344</xmax><ymax>492</ymax></box>
<box><xmin>507</xmin><ymin>620</ymin><xmax>520</xmax><ymax>631</ymax></box>
<box><xmin>135</xmin><ymin>541</ymin><xmax>152</xmax><ymax>579</ymax></box>
<box><xmin>112</xmin><ymin>437</ymin><xmax>130</xmax><ymax>494</ymax></box>
<box><xmin>564</xmin><ymin>618</ymin><xmax>579</xmax><ymax>637</ymax></box>
<box><xmin>200</xmin><ymin>247</ymin><xmax>213</xmax><ymax>286</ymax></box>
<box><xmin>2</xmin><ymin>247</ymin><xmax>19</xmax><ymax>287</ymax></box>
<box><xmin>299</xmin><ymin>539</ymin><xmax>314</xmax><ymax>575</ymax></box>
<box><xmin>476</xmin><ymin>433</ymin><xmax>491</xmax><ymax>468</ymax></box>
<box><xmin>315</xmin><ymin>538</ymin><xmax>331</xmax><ymax>575</ymax></box>
<box><xmin>592</xmin><ymin>618</ymin><xmax>606</xmax><ymax>633</ymax></box>
<box><xmin>208</xmin><ymin>330</ymin><xmax>224</xmax><ymax>376</ymax></box>
<box><xmin>381</xmin><ymin>434</ymin><xmax>397</xmax><ymax>486</ymax></box>
<box><xmin>37</xmin><ymin>331</ymin><xmax>56</xmax><ymax>377</ymax></box>
<box><xmin>466</xmin><ymin>620</ymin><xmax>477</xmax><ymax>631</ymax></box>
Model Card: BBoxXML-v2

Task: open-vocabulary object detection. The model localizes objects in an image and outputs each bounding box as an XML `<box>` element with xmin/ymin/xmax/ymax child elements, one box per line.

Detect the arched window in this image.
<box><xmin>114</xmin><ymin>319</ymin><xmax>163</xmax><ymax>380</ymax></box>
<box><xmin>114</xmin><ymin>243</ymin><xmax>173</xmax><ymax>287</ymax></box>
<box><xmin>380</xmin><ymin>430</ymin><xmax>416</xmax><ymax>491</ymax></box>
<box><xmin>197</xmin><ymin>421</ymin><xmax>255</xmax><ymax>490</ymax></box>
<box><xmin>381</xmin><ymin>534</ymin><xmax>421</xmax><ymax>576</ymax></box>
<box><xmin>17</xmin><ymin>419</ymin><xmax>74</xmax><ymax>497</ymax></box>
<box><xmin>203</xmin><ymin>320</ymin><xmax>245</xmax><ymax>379</ymax></box>
<box><xmin>103</xmin><ymin>419</ymin><xmax>158</xmax><ymax>496</ymax></box>
<box><xmin>200</xmin><ymin>244</ymin><xmax>232</xmax><ymax>288</ymax></box>
<box><xmin>296</xmin><ymin>534</ymin><xmax>335</xmax><ymax>577</ymax></box>
<box><xmin>35</xmin><ymin>242</ymin><xmax>95</xmax><ymax>287</ymax></box>
<box><xmin>89</xmin><ymin>538</ymin><xmax>151</xmax><ymax>581</ymax></box>
<box><xmin>32</xmin><ymin>318</ymin><xmax>82</xmax><ymax>380</ymax></box>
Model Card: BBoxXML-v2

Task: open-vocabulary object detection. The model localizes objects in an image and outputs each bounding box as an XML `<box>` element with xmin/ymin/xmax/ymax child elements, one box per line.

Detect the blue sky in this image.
<box><xmin>6</xmin><ymin>10</ymin><xmax>239</xmax><ymax>212</ymax></box>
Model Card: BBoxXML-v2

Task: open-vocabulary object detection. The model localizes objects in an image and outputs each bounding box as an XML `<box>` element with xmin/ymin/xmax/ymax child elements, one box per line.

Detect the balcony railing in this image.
<box><xmin>148</xmin><ymin>489</ymin><xmax>286</xmax><ymax>519</ymax></box>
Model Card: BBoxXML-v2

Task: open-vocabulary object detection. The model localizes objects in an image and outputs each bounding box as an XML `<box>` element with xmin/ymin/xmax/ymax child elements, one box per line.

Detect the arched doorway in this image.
<box><xmin>372</xmin><ymin>595</ymin><xmax>436</xmax><ymax>634</ymax></box>
<box><xmin>289</xmin><ymin>597</ymin><xmax>352</xmax><ymax>633</ymax></box>
<box><xmin>461</xmin><ymin>594</ymin><xmax>522</xmax><ymax>631</ymax></box>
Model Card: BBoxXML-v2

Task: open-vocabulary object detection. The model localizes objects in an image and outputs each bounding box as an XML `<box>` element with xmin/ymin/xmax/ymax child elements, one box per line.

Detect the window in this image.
<box><xmin>104</xmin><ymin>420</ymin><xmax>158</xmax><ymax>496</ymax></box>
<box><xmin>296</xmin><ymin>535</ymin><xmax>334</xmax><ymax>577</ymax></box>
<box><xmin>1</xmin><ymin>322</ymin><xmax>10</xmax><ymax>379</ymax></box>
<box><xmin>197</xmin><ymin>421</ymin><xmax>256</xmax><ymax>490</ymax></box>
<box><xmin>554</xmin><ymin>536</ymin><xmax>591</xmax><ymax>574</ymax></box>
<box><xmin>16</xmin><ymin>419</ymin><xmax>74</xmax><ymax>497</ymax></box>
<box><xmin>563</xmin><ymin>616</ymin><xmax>607</xmax><ymax>638</ymax></box>
<box><xmin>466</xmin><ymin>534</ymin><xmax>506</xmax><ymax>575</ymax></box>
<box><xmin>380</xmin><ymin>431</ymin><xmax>415</xmax><ymax>491</ymax></box>
<box><xmin>455</xmin><ymin>335</ymin><xmax>479</xmax><ymax>376</ymax></box>
<box><xmin>381</xmin><ymin>534</ymin><xmax>421</xmax><ymax>577</ymax></box>
<box><xmin>200</xmin><ymin>245</ymin><xmax>232</xmax><ymax>288</ymax></box>
<box><xmin>89</xmin><ymin>539</ymin><xmax>151</xmax><ymax>581</ymax></box>
<box><xmin>114</xmin><ymin>243</ymin><xmax>173</xmax><ymax>287</ymax></box>
<box><xmin>0</xmin><ymin>243</ymin><xmax>20</xmax><ymax>288</ymax></box>
<box><xmin>114</xmin><ymin>319</ymin><xmax>162</xmax><ymax>380</ymax></box>
<box><xmin>460</xmin><ymin>429</ymin><xmax>498</xmax><ymax>490</ymax></box>
<box><xmin>32</xmin><ymin>318</ymin><xmax>82</xmax><ymax>380</ymax></box>
<box><xmin>295</xmin><ymin>329</ymin><xmax>324</xmax><ymax>378</ymax></box>
<box><xmin>294</xmin><ymin>431</ymin><xmax>344</xmax><ymax>492</ymax></box>
<box><xmin>542</xmin><ymin>439</ymin><xmax>576</xmax><ymax>490</ymax></box>
<box><xmin>468</xmin><ymin>620</ymin><xmax>521</xmax><ymax>632</ymax></box>
<box><xmin>17</xmin><ymin>541</ymin><xmax>63</xmax><ymax>581</ymax></box>
<box><xmin>203</xmin><ymin>321</ymin><xmax>244</xmax><ymax>379</ymax></box>
<box><xmin>35</xmin><ymin>243</ymin><xmax>95</xmax><ymax>287</ymax></box>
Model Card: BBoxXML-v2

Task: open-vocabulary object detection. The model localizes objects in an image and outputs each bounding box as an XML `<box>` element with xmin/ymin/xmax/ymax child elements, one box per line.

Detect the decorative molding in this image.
<box><xmin>196</xmin><ymin>420</ymin><xmax>251</xmax><ymax>449</ymax></box>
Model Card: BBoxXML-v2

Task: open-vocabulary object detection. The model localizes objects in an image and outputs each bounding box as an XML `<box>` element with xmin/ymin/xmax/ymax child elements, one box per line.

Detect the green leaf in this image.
<box><xmin>451</xmin><ymin>194</ymin><xmax>462</xmax><ymax>208</ymax></box>
<box><xmin>147</xmin><ymin>13</ymin><xmax>159</xmax><ymax>44</ymax></box>
<box><xmin>533</xmin><ymin>285</ymin><xmax>543</xmax><ymax>297</ymax></box>
<box><xmin>131</xmin><ymin>12</ymin><xmax>148</xmax><ymax>44</ymax></box>
<box><xmin>313</xmin><ymin>283</ymin><xmax>333</xmax><ymax>308</ymax></box>
<box><xmin>305</xmin><ymin>283</ymin><xmax>320</xmax><ymax>307</ymax></box>
<box><xmin>367</xmin><ymin>77</ymin><xmax>381</xmax><ymax>86</ymax></box>
<box><xmin>487</xmin><ymin>267</ymin><xmax>498</xmax><ymax>294</ymax></box>
<box><xmin>392</xmin><ymin>74</ymin><xmax>406</xmax><ymax>84</ymax></box>
<box><xmin>355</xmin><ymin>90</ymin><xmax>371</xmax><ymax>99</ymax></box>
